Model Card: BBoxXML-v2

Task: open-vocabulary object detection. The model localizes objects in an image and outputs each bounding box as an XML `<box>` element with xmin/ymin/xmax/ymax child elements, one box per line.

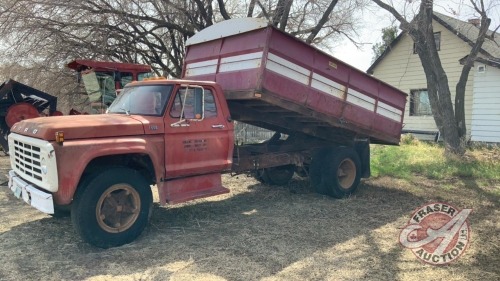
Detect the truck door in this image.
<box><xmin>164</xmin><ymin>84</ymin><xmax>233</xmax><ymax>178</ymax></box>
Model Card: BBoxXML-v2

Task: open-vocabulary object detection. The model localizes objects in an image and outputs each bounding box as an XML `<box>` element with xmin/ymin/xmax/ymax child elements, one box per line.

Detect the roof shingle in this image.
<box><xmin>433</xmin><ymin>12</ymin><xmax>500</xmax><ymax>58</ymax></box>
<box><xmin>367</xmin><ymin>12</ymin><xmax>500</xmax><ymax>73</ymax></box>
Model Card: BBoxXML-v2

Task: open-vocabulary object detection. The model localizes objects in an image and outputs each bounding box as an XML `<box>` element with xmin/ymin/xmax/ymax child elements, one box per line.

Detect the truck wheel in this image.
<box><xmin>322</xmin><ymin>147</ymin><xmax>361</xmax><ymax>198</ymax></box>
<box><xmin>257</xmin><ymin>165</ymin><xmax>295</xmax><ymax>186</ymax></box>
<box><xmin>310</xmin><ymin>148</ymin><xmax>329</xmax><ymax>195</ymax></box>
<box><xmin>71</xmin><ymin>167</ymin><xmax>153</xmax><ymax>248</ymax></box>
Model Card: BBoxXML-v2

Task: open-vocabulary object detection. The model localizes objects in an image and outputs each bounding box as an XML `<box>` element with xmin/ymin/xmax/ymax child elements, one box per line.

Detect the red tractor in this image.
<box><xmin>67</xmin><ymin>60</ymin><xmax>152</xmax><ymax>113</ymax></box>
<box><xmin>0</xmin><ymin>60</ymin><xmax>152</xmax><ymax>152</ymax></box>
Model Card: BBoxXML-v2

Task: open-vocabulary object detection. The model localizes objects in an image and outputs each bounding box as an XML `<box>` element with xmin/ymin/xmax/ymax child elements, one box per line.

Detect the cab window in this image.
<box><xmin>138</xmin><ymin>72</ymin><xmax>153</xmax><ymax>81</ymax></box>
<box><xmin>119</xmin><ymin>72</ymin><xmax>133</xmax><ymax>88</ymax></box>
<box><xmin>170</xmin><ymin>87</ymin><xmax>217</xmax><ymax>119</ymax></box>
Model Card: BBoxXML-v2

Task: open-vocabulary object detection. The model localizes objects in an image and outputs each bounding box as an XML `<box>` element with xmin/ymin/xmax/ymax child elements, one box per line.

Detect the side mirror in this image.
<box><xmin>193</xmin><ymin>88</ymin><xmax>204</xmax><ymax>119</ymax></box>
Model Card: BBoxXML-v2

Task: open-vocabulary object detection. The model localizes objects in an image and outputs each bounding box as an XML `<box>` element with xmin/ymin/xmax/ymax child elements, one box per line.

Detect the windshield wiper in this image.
<box><xmin>119</xmin><ymin>107</ymin><xmax>130</xmax><ymax>115</ymax></box>
<box><xmin>108</xmin><ymin>107</ymin><xmax>130</xmax><ymax>115</ymax></box>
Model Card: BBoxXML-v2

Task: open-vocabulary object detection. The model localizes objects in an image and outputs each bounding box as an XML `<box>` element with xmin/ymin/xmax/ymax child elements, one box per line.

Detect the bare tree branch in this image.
<box><xmin>0</xmin><ymin>0</ymin><xmax>369</xmax><ymax>110</ymax></box>
<box><xmin>247</xmin><ymin>0</ymin><xmax>257</xmax><ymax>17</ymax></box>
<box><xmin>217</xmin><ymin>0</ymin><xmax>231</xmax><ymax>20</ymax></box>
<box><xmin>306</xmin><ymin>0</ymin><xmax>339</xmax><ymax>44</ymax></box>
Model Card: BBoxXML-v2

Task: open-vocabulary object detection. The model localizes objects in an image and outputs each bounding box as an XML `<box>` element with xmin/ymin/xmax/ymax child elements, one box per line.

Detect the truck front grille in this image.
<box><xmin>13</xmin><ymin>140</ymin><xmax>43</xmax><ymax>181</ymax></box>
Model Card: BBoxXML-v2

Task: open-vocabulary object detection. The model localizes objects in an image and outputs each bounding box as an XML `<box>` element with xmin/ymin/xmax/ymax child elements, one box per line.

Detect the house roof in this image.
<box><xmin>367</xmin><ymin>12</ymin><xmax>500</xmax><ymax>74</ymax></box>
<box><xmin>434</xmin><ymin>12</ymin><xmax>500</xmax><ymax>58</ymax></box>
<box><xmin>473</xmin><ymin>56</ymin><xmax>500</xmax><ymax>68</ymax></box>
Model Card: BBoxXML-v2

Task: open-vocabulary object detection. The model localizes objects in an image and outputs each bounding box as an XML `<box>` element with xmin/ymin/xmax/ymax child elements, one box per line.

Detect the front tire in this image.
<box><xmin>71</xmin><ymin>167</ymin><xmax>153</xmax><ymax>248</ymax></box>
<box><xmin>50</xmin><ymin>204</ymin><xmax>71</xmax><ymax>218</ymax></box>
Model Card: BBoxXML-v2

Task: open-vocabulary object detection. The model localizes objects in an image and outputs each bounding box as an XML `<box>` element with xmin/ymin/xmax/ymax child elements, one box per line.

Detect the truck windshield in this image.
<box><xmin>107</xmin><ymin>84</ymin><xmax>173</xmax><ymax>116</ymax></box>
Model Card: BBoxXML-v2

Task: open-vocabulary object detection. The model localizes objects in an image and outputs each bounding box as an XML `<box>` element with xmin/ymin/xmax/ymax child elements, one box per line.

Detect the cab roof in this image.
<box><xmin>67</xmin><ymin>59</ymin><xmax>152</xmax><ymax>73</ymax></box>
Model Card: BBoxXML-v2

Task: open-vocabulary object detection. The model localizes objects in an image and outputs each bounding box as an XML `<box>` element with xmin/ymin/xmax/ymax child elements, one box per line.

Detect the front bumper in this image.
<box><xmin>8</xmin><ymin>170</ymin><xmax>54</xmax><ymax>214</ymax></box>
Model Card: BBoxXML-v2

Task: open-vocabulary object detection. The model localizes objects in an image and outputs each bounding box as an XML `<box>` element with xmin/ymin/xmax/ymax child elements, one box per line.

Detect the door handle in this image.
<box><xmin>212</xmin><ymin>124</ymin><xmax>225</xmax><ymax>129</ymax></box>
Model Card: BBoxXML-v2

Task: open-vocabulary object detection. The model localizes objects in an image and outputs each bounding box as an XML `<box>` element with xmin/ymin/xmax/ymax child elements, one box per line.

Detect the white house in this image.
<box><xmin>367</xmin><ymin>12</ymin><xmax>500</xmax><ymax>142</ymax></box>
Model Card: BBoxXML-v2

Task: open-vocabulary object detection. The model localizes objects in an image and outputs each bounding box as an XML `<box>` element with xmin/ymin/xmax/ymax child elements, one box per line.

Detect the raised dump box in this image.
<box><xmin>183</xmin><ymin>18</ymin><xmax>407</xmax><ymax>145</ymax></box>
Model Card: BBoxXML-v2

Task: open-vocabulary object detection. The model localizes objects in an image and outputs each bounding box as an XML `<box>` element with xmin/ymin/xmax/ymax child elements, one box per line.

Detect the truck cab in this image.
<box><xmin>8</xmin><ymin>78</ymin><xmax>234</xmax><ymax>248</ymax></box>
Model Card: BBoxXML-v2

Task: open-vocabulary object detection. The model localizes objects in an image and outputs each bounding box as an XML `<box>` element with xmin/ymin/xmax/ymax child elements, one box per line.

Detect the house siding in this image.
<box><xmin>471</xmin><ymin>64</ymin><xmax>500</xmax><ymax>142</ymax></box>
<box><xmin>370</xmin><ymin>20</ymin><xmax>474</xmax><ymax>137</ymax></box>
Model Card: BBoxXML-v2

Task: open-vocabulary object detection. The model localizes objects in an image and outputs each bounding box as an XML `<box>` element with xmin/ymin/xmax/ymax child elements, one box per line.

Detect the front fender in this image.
<box><xmin>52</xmin><ymin>135</ymin><xmax>164</xmax><ymax>205</ymax></box>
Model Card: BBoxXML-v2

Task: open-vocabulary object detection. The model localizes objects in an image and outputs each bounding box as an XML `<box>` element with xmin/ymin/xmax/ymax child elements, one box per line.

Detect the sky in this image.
<box><xmin>331</xmin><ymin>0</ymin><xmax>500</xmax><ymax>72</ymax></box>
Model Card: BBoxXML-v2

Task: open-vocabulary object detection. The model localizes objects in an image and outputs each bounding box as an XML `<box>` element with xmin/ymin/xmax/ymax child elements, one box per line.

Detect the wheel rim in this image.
<box><xmin>96</xmin><ymin>184</ymin><xmax>141</xmax><ymax>233</ymax></box>
<box><xmin>337</xmin><ymin>158</ymin><xmax>356</xmax><ymax>190</ymax></box>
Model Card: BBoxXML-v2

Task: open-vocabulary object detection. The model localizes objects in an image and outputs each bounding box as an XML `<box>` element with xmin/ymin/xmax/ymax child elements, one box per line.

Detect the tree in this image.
<box><xmin>371</xmin><ymin>0</ymin><xmax>499</xmax><ymax>155</ymax></box>
<box><xmin>0</xmin><ymin>0</ymin><xmax>368</xmax><ymax>77</ymax></box>
<box><xmin>0</xmin><ymin>0</ymin><xmax>370</xmax><ymax>113</ymax></box>
<box><xmin>371</xmin><ymin>26</ymin><xmax>398</xmax><ymax>62</ymax></box>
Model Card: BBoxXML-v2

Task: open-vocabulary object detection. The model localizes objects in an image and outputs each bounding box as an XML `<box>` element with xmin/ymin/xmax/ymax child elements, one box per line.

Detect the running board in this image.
<box><xmin>158</xmin><ymin>173</ymin><xmax>229</xmax><ymax>205</ymax></box>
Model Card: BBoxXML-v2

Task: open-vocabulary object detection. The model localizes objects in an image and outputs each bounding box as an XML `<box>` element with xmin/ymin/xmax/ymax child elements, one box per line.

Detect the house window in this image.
<box><xmin>410</xmin><ymin>89</ymin><xmax>432</xmax><ymax>116</ymax></box>
<box><xmin>413</xmin><ymin>32</ymin><xmax>441</xmax><ymax>54</ymax></box>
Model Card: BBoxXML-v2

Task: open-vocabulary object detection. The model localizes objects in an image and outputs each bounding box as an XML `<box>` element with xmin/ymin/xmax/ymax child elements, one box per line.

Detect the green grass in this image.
<box><xmin>370</xmin><ymin>136</ymin><xmax>500</xmax><ymax>180</ymax></box>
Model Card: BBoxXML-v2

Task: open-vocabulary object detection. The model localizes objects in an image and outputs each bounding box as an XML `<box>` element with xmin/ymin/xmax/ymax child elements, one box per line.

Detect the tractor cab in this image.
<box><xmin>67</xmin><ymin>60</ymin><xmax>153</xmax><ymax>113</ymax></box>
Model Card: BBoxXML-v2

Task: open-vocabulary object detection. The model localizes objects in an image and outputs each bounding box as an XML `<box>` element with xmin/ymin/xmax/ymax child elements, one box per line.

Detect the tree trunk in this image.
<box><xmin>418</xmin><ymin>52</ymin><xmax>464</xmax><ymax>154</ymax></box>
<box><xmin>409</xmin><ymin>4</ymin><xmax>465</xmax><ymax>155</ymax></box>
<box><xmin>455</xmin><ymin>69</ymin><xmax>469</xmax><ymax>139</ymax></box>
<box><xmin>455</xmin><ymin>16</ymin><xmax>492</xmax><ymax>139</ymax></box>
<box><xmin>247</xmin><ymin>0</ymin><xmax>256</xmax><ymax>17</ymax></box>
<box><xmin>216</xmin><ymin>0</ymin><xmax>231</xmax><ymax>20</ymax></box>
<box><xmin>270</xmin><ymin>0</ymin><xmax>294</xmax><ymax>30</ymax></box>
<box><xmin>278</xmin><ymin>0</ymin><xmax>293</xmax><ymax>31</ymax></box>
<box><xmin>370</xmin><ymin>0</ymin><xmax>495</xmax><ymax>156</ymax></box>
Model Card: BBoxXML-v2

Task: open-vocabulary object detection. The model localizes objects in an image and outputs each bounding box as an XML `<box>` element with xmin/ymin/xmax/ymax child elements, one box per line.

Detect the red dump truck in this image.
<box><xmin>6</xmin><ymin>18</ymin><xmax>407</xmax><ymax>248</ymax></box>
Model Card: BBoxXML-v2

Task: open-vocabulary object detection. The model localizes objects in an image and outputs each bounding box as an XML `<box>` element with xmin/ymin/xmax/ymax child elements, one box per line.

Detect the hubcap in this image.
<box><xmin>96</xmin><ymin>184</ymin><xmax>141</xmax><ymax>233</ymax></box>
<box><xmin>337</xmin><ymin>159</ymin><xmax>356</xmax><ymax>190</ymax></box>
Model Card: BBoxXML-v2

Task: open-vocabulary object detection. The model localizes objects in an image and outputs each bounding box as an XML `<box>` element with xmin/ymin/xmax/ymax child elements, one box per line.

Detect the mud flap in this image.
<box><xmin>354</xmin><ymin>140</ymin><xmax>370</xmax><ymax>178</ymax></box>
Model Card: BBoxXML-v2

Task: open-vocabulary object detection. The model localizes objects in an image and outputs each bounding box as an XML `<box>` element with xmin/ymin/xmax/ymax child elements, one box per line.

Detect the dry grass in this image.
<box><xmin>0</xmin><ymin>154</ymin><xmax>499</xmax><ymax>281</ymax></box>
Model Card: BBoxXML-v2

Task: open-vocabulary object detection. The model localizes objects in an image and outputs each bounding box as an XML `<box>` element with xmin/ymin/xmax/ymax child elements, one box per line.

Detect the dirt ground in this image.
<box><xmin>0</xmin><ymin>154</ymin><xmax>498</xmax><ymax>281</ymax></box>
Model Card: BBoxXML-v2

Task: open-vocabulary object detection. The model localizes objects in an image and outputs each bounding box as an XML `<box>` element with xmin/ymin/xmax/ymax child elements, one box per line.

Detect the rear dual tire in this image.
<box><xmin>310</xmin><ymin>147</ymin><xmax>361</xmax><ymax>198</ymax></box>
